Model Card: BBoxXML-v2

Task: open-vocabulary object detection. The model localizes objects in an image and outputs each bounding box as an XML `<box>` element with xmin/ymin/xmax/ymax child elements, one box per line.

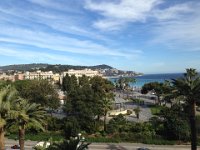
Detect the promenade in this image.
<box><xmin>113</xmin><ymin>91</ymin><xmax>154</xmax><ymax>122</ymax></box>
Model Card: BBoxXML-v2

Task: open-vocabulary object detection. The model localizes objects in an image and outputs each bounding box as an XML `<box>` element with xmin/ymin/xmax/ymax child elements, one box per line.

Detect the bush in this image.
<box><xmin>63</xmin><ymin>117</ymin><xmax>80</xmax><ymax>139</ymax></box>
<box><xmin>47</xmin><ymin>117</ymin><xmax>63</xmax><ymax>131</ymax></box>
<box><xmin>107</xmin><ymin>114</ymin><xmax>127</xmax><ymax>134</ymax></box>
<box><xmin>126</xmin><ymin>110</ymin><xmax>132</xmax><ymax>115</ymax></box>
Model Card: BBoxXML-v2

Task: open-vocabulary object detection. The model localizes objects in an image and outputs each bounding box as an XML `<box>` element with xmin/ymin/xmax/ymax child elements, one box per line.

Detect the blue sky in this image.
<box><xmin>0</xmin><ymin>0</ymin><xmax>200</xmax><ymax>73</ymax></box>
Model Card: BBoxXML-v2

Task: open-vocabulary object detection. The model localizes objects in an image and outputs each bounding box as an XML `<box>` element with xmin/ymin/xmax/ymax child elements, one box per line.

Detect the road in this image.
<box><xmin>5</xmin><ymin>139</ymin><xmax>37</xmax><ymax>150</ymax></box>
<box><xmin>88</xmin><ymin>143</ymin><xmax>196</xmax><ymax>150</ymax></box>
<box><xmin>5</xmin><ymin>139</ymin><xmax>198</xmax><ymax>150</ymax></box>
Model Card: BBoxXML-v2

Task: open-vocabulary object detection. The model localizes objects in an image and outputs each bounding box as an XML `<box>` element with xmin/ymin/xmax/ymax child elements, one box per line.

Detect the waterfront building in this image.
<box><xmin>60</xmin><ymin>69</ymin><xmax>102</xmax><ymax>84</ymax></box>
<box><xmin>62</xmin><ymin>69</ymin><xmax>102</xmax><ymax>78</ymax></box>
<box><xmin>25</xmin><ymin>70</ymin><xmax>54</xmax><ymax>80</ymax></box>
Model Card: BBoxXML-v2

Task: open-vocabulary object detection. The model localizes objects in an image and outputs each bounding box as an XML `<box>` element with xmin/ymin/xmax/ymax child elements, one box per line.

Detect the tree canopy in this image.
<box><xmin>13</xmin><ymin>80</ymin><xmax>60</xmax><ymax>109</ymax></box>
<box><xmin>63</xmin><ymin>75</ymin><xmax>114</xmax><ymax>133</ymax></box>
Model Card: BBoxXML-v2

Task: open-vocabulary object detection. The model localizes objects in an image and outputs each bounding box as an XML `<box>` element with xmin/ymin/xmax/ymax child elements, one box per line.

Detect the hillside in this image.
<box><xmin>0</xmin><ymin>63</ymin><xmax>113</xmax><ymax>72</ymax></box>
<box><xmin>0</xmin><ymin>63</ymin><xmax>48</xmax><ymax>71</ymax></box>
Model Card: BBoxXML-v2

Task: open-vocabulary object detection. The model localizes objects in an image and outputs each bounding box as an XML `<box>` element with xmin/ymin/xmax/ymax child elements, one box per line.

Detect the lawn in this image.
<box><xmin>149</xmin><ymin>105</ymin><xmax>163</xmax><ymax>115</ymax></box>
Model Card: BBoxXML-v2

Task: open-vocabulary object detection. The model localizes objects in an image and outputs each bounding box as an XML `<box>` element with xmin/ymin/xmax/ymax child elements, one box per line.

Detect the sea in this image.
<box><xmin>109</xmin><ymin>73</ymin><xmax>184</xmax><ymax>88</ymax></box>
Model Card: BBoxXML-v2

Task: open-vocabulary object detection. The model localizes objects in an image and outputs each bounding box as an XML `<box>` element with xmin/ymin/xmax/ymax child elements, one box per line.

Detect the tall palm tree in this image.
<box><xmin>172</xmin><ymin>68</ymin><xmax>200</xmax><ymax>150</ymax></box>
<box><xmin>12</xmin><ymin>99</ymin><xmax>46</xmax><ymax>150</ymax></box>
<box><xmin>102</xmin><ymin>94</ymin><xmax>114</xmax><ymax>132</ymax></box>
<box><xmin>0</xmin><ymin>86</ymin><xmax>17</xmax><ymax>150</ymax></box>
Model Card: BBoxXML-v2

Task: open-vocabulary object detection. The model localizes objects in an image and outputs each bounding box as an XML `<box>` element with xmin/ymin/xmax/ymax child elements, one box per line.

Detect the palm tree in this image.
<box><xmin>133</xmin><ymin>106</ymin><xmax>141</xmax><ymax>119</ymax></box>
<box><xmin>47</xmin><ymin>136</ymin><xmax>90</xmax><ymax>150</ymax></box>
<box><xmin>102</xmin><ymin>94</ymin><xmax>114</xmax><ymax>132</ymax></box>
<box><xmin>172</xmin><ymin>68</ymin><xmax>200</xmax><ymax>150</ymax></box>
<box><xmin>12</xmin><ymin>99</ymin><xmax>46</xmax><ymax>150</ymax></box>
<box><xmin>0</xmin><ymin>86</ymin><xmax>17</xmax><ymax>150</ymax></box>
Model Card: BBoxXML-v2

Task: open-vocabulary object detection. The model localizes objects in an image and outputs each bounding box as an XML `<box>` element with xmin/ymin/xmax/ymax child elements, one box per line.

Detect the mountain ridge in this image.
<box><xmin>0</xmin><ymin>63</ymin><xmax>113</xmax><ymax>72</ymax></box>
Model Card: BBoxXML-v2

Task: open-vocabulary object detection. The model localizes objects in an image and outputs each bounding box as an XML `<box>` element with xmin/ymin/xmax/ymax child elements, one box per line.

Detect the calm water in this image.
<box><xmin>109</xmin><ymin>73</ymin><xmax>184</xmax><ymax>88</ymax></box>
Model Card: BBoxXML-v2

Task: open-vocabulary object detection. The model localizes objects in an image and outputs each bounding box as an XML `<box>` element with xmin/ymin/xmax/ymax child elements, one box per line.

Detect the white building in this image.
<box><xmin>60</xmin><ymin>69</ymin><xmax>103</xmax><ymax>84</ymax></box>
<box><xmin>62</xmin><ymin>69</ymin><xmax>102</xmax><ymax>78</ymax></box>
<box><xmin>25</xmin><ymin>70</ymin><xmax>54</xmax><ymax>80</ymax></box>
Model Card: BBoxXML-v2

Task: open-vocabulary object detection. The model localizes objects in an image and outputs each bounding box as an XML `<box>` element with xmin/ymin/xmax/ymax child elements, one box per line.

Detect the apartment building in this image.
<box><xmin>62</xmin><ymin>69</ymin><xmax>102</xmax><ymax>78</ymax></box>
<box><xmin>25</xmin><ymin>70</ymin><xmax>54</xmax><ymax>80</ymax></box>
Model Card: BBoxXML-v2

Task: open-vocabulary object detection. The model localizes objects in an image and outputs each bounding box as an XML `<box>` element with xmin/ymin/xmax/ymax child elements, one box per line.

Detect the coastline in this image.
<box><xmin>107</xmin><ymin>73</ymin><xmax>183</xmax><ymax>88</ymax></box>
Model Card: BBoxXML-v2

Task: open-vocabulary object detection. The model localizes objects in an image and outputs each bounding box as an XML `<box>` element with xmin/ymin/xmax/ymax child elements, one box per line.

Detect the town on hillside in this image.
<box><xmin>0</xmin><ymin>64</ymin><xmax>142</xmax><ymax>82</ymax></box>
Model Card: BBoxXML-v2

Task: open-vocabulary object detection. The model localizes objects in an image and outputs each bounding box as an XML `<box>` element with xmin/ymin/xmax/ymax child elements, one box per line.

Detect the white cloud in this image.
<box><xmin>151</xmin><ymin>15</ymin><xmax>200</xmax><ymax>51</ymax></box>
<box><xmin>27</xmin><ymin>0</ymin><xmax>83</xmax><ymax>14</ymax></box>
<box><xmin>0</xmin><ymin>1</ymin><xmax>110</xmax><ymax>42</ymax></box>
<box><xmin>0</xmin><ymin>47</ymin><xmax>79</xmax><ymax>64</ymax></box>
<box><xmin>0</xmin><ymin>25</ymin><xmax>141</xmax><ymax>57</ymax></box>
<box><xmin>85</xmin><ymin>0</ymin><xmax>162</xmax><ymax>30</ymax></box>
<box><xmin>84</xmin><ymin>0</ymin><xmax>197</xmax><ymax>31</ymax></box>
<box><xmin>153</xmin><ymin>3</ymin><xmax>194</xmax><ymax>20</ymax></box>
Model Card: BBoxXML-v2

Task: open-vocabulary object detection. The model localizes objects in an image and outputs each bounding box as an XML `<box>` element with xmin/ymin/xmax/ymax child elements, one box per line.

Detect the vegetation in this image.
<box><xmin>0</xmin><ymin>86</ymin><xmax>17</xmax><ymax>150</ymax></box>
<box><xmin>141</xmin><ymin>82</ymin><xmax>163</xmax><ymax>105</ymax></box>
<box><xmin>63</xmin><ymin>75</ymin><xmax>114</xmax><ymax>134</ymax></box>
<box><xmin>172</xmin><ymin>68</ymin><xmax>200</xmax><ymax>150</ymax></box>
<box><xmin>115</xmin><ymin>77</ymin><xmax>136</xmax><ymax>91</ymax></box>
<box><xmin>13</xmin><ymin>80</ymin><xmax>60</xmax><ymax>110</ymax></box>
<box><xmin>149</xmin><ymin>105</ymin><xmax>163</xmax><ymax>115</ymax></box>
<box><xmin>1</xmin><ymin>68</ymin><xmax>200</xmax><ymax>150</ymax></box>
<box><xmin>47</xmin><ymin>135</ymin><xmax>91</xmax><ymax>150</ymax></box>
<box><xmin>0</xmin><ymin>63</ymin><xmax>113</xmax><ymax>72</ymax></box>
<box><xmin>10</xmin><ymin>99</ymin><xmax>47</xmax><ymax>150</ymax></box>
<box><xmin>133</xmin><ymin>106</ymin><xmax>141</xmax><ymax>119</ymax></box>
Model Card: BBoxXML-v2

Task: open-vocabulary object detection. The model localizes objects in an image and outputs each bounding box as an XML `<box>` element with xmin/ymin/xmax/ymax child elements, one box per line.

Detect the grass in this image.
<box><xmin>86</xmin><ymin>137</ymin><xmax>120</xmax><ymax>143</ymax></box>
<box><xmin>149</xmin><ymin>105</ymin><xmax>163</xmax><ymax>115</ymax></box>
<box><xmin>7</xmin><ymin>132</ymin><xmax>64</xmax><ymax>141</ymax></box>
<box><xmin>7</xmin><ymin>131</ymin><xmax>199</xmax><ymax>146</ymax></box>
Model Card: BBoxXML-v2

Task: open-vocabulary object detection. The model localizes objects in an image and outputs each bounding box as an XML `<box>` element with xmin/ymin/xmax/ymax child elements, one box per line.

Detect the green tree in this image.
<box><xmin>133</xmin><ymin>106</ymin><xmax>141</xmax><ymax>119</ymax></box>
<box><xmin>0</xmin><ymin>86</ymin><xmax>17</xmax><ymax>150</ymax></box>
<box><xmin>172</xmin><ymin>68</ymin><xmax>200</xmax><ymax>150</ymax></box>
<box><xmin>0</xmin><ymin>80</ymin><xmax>12</xmax><ymax>90</ymax></box>
<box><xmin>141</xmin><ymin>82</ymin><xmax>164</xmax><ymax>105</ymax></box>
<box><xmin>62</xmin><ymin>74</ymin><xmax>78</xmax><ymax>95</ymax></box>
<box><xmin>116</xmin><ymin>77</ymin><xmax>136</xmax><ymax>91</ymax></box>
<box><xmin>47</xmin><ymin>136</ymin><xmax>90</xmax><ymax>150</ymax></box>
<box><xmin>63</xmin><ymin>117</ymin><xmax>80</xmax><ymax>139</ymax></box>
<box><xmin>65</xmin><ymin>85</ymin><xmax>96</xmax><ymax>133</ymax></box>
<box><xmin>12</xmin><ymin>99</ymin><xmax>46</xmax><ymax>150</ymax></box>
<box><xmin>160</xmin><ymin>104</ymin><xmax>190</xmax><ymax>141</ymax></box>
<box><xmin>107</xmin><ymin>114</ymin><xmax>127</xmax><ymax>134</ymax></box>
<box><xmin>64</xmin><ymin>76</ymin><xmax>114</xmax><ymax>133</ymax></box>
<box><xmin>90</xmin><ymin>76</ymin><xmax>114</xmax><ymax>132</ymax></box>
<box><xmin>14</xmin><ymin>80</ymin><xmax>60</xmax><ymax>109</ymax></box>
<box><xmin>102</xmin><ymin>94</ymin><xmax>114</xmax><ymax>132</ymax></box>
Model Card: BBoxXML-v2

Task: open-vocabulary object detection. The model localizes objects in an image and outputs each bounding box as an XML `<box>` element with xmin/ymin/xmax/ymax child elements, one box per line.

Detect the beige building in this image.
<box><xmin>0</xmin><ymin>73</ymin><xmax>14</xmax><ymax>81</ymax></box>
<box><xmin>25</xmin><ymin>70</ymin><xmax>54</xmax><ymax>80</ymax></box>
<box><xmin>62</xmin><ymin>69</ymin><xmax>102</xmax><ymax>78</ymax></box>
<box><xmin>14</xmin><ymin>73</ymin><xmax>25</xmax><ymax>81</ymax></box>
<box><xmin>60</xmin><ymin>69</ymin><xmax>102</xmax><ymax>84</ymax></box>
<box><xmin>53</xmin><ymin>73</ymin><xmax>60</xmax><ymax>83</ymax></box>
